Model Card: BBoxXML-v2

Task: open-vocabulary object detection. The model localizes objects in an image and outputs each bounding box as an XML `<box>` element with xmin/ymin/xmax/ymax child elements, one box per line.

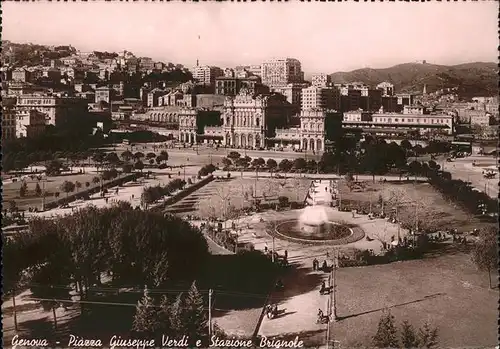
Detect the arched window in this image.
<box><xmin>256</xmin><ymin>118</ymin><xmax>260</xmax><ymax>127</ymax></box>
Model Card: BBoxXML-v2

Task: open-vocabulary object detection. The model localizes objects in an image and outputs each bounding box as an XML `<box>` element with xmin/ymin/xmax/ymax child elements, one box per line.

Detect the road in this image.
<box><xmin>440</xmin><ymin>155</ymin><xmax>498</xmax><ymax>199</ymax></box>
<box><xmin>213</xmin><ymin>170</ymin><xmax>427</xmax><ymax>182</ymax></box>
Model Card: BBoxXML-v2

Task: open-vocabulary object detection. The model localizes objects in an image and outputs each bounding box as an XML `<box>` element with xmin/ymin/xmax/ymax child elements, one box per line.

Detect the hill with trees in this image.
<box><xmin>329</xmin><ymin>62</ymin><xmax>498</xmax><ymax>98</ymax></box>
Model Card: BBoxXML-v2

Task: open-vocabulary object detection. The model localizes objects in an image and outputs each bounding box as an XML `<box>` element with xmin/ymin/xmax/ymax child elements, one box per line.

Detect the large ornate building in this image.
<box><xmin>219</xmin><ymin>88</ymin><xmax>294</xmax><ymax>148</ymax></box>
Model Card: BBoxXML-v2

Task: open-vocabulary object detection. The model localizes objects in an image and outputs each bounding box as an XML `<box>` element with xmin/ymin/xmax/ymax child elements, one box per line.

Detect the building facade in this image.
<box><xmin>342</xmin><ymin>110</ymin><xmax>454</xmax><ymax>136</ymax></box>
<box><xmin>12</xmin><ymin>68</ymin><xmax>30</xmax><ymax>82</ymax></box>
<box><xmin>302</xmin><ymin>86</ymin><xmax>340</xmax><ymax>110</ymax></box>
<box><xmin>220</xmin><ymin>89</ymin><xmax>293</xmax><ymax>148</ymax></box>
<box><xmin>271</xmin><ymin>83</ymin><xmax>307</xmax><ymax>108</ymax></box>
<box><xmin>300</xmin><ymin>109</ymin><xmax>326</xmax><ymax>152</ymax></box>
<box><xmin>215</xmin><ymin>76</ymin><xmax>268</xmax><ymax>97</ymax></box>
<box><xmin>193</xmin><ymin>65</ymin><xmax>224</xmax><ymax>86</ymax></box>
<box><xmin>261</xmin><ymin>58</ymin><xmax>303</xmax><ymax>87</ymax></box>
<box><xmin>16</xmin><ymin>94</ymin><xmax>87</xmax><ymax>126</ymax></box>
<box><xmin>376</xmin><ymin>82</ymin><xmax>395</xmax><ymax>96</ymax></box>
<box><xmin>2</xmin><ymin>99</ymin><xmax>17</xmax><ymax>141</ymax></box>
<box><xmin>95</xmin><ymin>86</ymin><xmax>111</xmax><ymax>104</ymax></box>
<box><xmin>311</xmin><ymin>73</ymin><xmax>331</xmax><ymax>87</ymax></box>
<box><xmin>178</xmin><ymin>108</ymin><xmax>198</xmax><ymax>143</ymax></box>
<box><xmin>15</xmin><ymin>110</ymin><xmax>46</xmax><ymax>138</ymax></box>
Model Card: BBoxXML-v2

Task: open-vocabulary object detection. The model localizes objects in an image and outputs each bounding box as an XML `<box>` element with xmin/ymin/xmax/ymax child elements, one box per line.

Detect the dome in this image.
<box><xmin>300</xmin><ymin>205</ymin><xmax>331</xmax><ymax>227</ymax></box>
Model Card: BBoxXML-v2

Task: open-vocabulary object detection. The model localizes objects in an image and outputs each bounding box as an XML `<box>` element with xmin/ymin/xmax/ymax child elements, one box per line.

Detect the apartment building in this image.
<box><xmin>193</xmin><ymin>65</ymin><xmax>224</xmax><ymax>86</ymax></box>
<box><xmin>12</xmin><ymin>68</ymin><xmax>30</xmax><ymax>82</ymax></box>
<box><xmin>311</xmin><ymin>73</ymin><xmax>331</xmax><ymax>87</ymax></box>
<box><xmin>16</xmin><ymin>94</ymin><xmax>87</xmax><ymax>126</ymax></box>
<box><xmin>15</xmin><ymin>110</ymin><xmax>47</xmax><ymax>138</ymax></box>
<box><xmin>261</xmin><ymin>58</ymin><xmax>303</xmax><ymax>87</ymax></box>
<box><xmin>376</xmin><ymin>82</ymin><xmax>395</xmax><ymax>96</ymax></box>
<box><xmin>302</xmin><ymin>86</ymin><xmax>340</xmax><ymax>110</ymax></box>
<box><xmin>271</xmin><ymin>83</ymin><xmax>308</xmax><ymax>108</ymax></box>
<box><xmin>2</xmin><ymin>98</ymin><xmax>17</xmax><ymax>141</ymax></box>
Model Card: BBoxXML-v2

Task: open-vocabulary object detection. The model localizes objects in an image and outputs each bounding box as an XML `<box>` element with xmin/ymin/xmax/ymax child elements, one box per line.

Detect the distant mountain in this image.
<box><xmin>329</xmin><ymin>62</ymin><xmax>498</xmax><ymax>98</ymax></box>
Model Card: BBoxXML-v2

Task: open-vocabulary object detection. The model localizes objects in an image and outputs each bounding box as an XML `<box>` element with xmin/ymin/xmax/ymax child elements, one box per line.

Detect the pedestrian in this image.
<box><xmin>284</xmin><ymin>250</ymin><xmax>288</xmax><ymax>259</ymax></box>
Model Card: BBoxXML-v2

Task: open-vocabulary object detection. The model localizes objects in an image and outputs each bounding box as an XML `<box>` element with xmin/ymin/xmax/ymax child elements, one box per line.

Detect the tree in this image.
<box><xmin>105</xmin><ymin>152</ymin><xmax>120</xmax><ymax>167</ymax></box>
<box><xmin>408</xmin><ymin>161</ymin><xmax>423</xmax><ymax>176</ymax></box>
<box><xmin>75</xmin><ymin>181</ymin><xmax>82</xmax><ymax>192</ymax></box>
<box><xmin>35</xmin><ymin>182</ymin><xmax>42</xmax><ymax>197</ymax></box>
<box><xmin>401</xmin><ymin>320</ymin><xmax>420</xmax><ymax>348</ymax></box>
<box><xmin>221</xmin><ymin>157</ymin><xmax>232</xmax><ymax>168</ymax></box>
<box><xmin>92</xmin><ymin>152</ymin><xmax>106</xmax><ymax>173</ymax></box>
<box><xmin>121</xmin><ymin>150</ymin><xmax>133</xmax><ymax>162</ymax></box>
<box><xmin>373</xmin><ymin>310</ymin><xmax>399</xmax><ymax>348</ymax></box>
<box><xmin>183</xmin><ymin>281</ymin><xmax>207</xmax><ymax>340</ymax></box>
<box><xmin>146</xmin><ymin>152</ymin><xmax>156</xmax><ymax>160</ymax></box>
<box><xmin>19</xmin><ymin>182</ymin><xmax>28</xmax><ymax>197</ymax></box>
<box><xmin>158</xmin><ymin>295</ymin><xmax>173</xmax><ymax>335</ymax></box>
<box><xmin>92</xmin><ymin>176</ymin><xmax>100</xmax><ymax>185</ymax></box>
<box><xmin>472</xmin><ymin>226</ymin><xmax>498</xmax><ymax>289</ymax></box>
<box><xmin>266</xmin><ymin>158</ymin><xmax>278</xmax><ymax>176</ymax></box>
<box><xmin>227</xmin><ymin>151</ymin><xmax>241</xmax><ymax>162</ymax></box>
<box><xmin>8</xmin><ymin>200</ymin><xmax>17</xmax><ymax>213</ymax></box>
<box><xmin>400</xmin><ymin>139</ymin><xmax>413</xmax><ymax>152</ymax></box>
<box><xmin>134</xmin><ymin>152</ymin><xmax>145</xmax><ymax>161</ymax></box>
<box><xmin>293</xmin><ymin>158</ymin><xmax>307</xmax><ymax>171</ymax></box>
<box><xmin>169</xmin><ymin>293</ymin><xmax>185</xmax><ymax>334</ymax></box>
<box><xmin>46</xmin><ymin>160</ymin><xmax>63</xmax><ymax>176</ymax></box>
<box><xmin>85</xmin><ymin>181</ymin><xmax>90</xmax><ymax>188</ymax></box>
<box><xmin>122</xmin><ymin>163</ymin><xmax>134</xmax><ymax>173</ymax></box>
<box><xmin>417</xmin><ymin>322</ymin><xmax>439</xmax><ymax>349</ymax></box>
<box><xmin>158</xmin><ymin>151</ymin><xmax>169</xmax><ymax>164</ymax></box>
<box><xmin>134</xmin><ymin>160</ymin><xmax>145</xmax><ymax>173</ymax></box>
<box><xmin>361</xmin><ymin>144</ymin><xmax>388</xmax><ymax>182</ymax></box>
<box><xmin>132</xmin><ymin>287</ymin><xmax>159</xmax><ymax>335</ymax></box>
<box><xmin>61</xmin><ymin>181</ymin><xmax>76</xmax><ymax>197</ymax></box>
<box><xmin>320</xmin><ymin>151</ymin><xmax>337</xmax><ymax>173</ymax></box>
<box><xmin>278</xmin><ymin>159</ymin><xmax>292</xmax><ymax>172</ymax></box>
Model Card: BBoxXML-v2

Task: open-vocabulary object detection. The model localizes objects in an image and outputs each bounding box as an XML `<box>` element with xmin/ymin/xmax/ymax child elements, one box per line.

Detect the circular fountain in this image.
<box><xmin>273</xmin><ymin>180</ymin><xmax>365</xmax><ymax>245</ymax></box>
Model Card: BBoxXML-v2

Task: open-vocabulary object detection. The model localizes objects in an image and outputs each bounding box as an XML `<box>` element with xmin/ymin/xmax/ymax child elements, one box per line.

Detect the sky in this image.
<box><xmin>3</xmin><ymin>1</ymin><xmax>498</xmax><ymax>74</ymax></box>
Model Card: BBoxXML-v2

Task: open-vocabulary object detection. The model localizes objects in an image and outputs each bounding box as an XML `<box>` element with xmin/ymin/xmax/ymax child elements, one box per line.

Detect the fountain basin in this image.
<box><xmin>276</xmin><ymin>219</ymin><xmax>352</xmax><ymax>241</ymax></box>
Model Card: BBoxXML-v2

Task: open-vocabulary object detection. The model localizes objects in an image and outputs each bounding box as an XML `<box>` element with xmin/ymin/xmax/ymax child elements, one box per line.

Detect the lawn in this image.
<box><xmin>331</xmin><ymin>251</ymin><xmax>498</xmax><ymax>348</ymax></box>
<box><xmin>338</xmin><ymin>180</ymin><xmax>494</xmax><ymax>233</ymax></box>
<box><xmin>3</xmin><ymin>173</ymin><xmax>98</xmax><ymax>211</ymax></box>
<box><xmin>193</xmin><ymin>177</ymin><xmax>312</xmax><ymax>218</ymax></box>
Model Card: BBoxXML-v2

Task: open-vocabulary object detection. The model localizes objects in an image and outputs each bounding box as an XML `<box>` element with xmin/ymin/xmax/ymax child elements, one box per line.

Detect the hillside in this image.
<box><xmin>329</xmin><ymin>62</ymin><xmax>498</xmax><ymax>98</ymax></box>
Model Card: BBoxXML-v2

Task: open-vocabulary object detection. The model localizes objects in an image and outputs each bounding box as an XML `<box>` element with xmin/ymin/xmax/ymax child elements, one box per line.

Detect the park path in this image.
<box><xmin>24</xmin><ymin>167</ymin><xmax>184</xmax><ymax>219</ymax></box>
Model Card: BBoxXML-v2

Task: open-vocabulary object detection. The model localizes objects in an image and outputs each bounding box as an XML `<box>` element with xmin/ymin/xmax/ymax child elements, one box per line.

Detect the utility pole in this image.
<box><xmin>41</xmin><ymin>178</ymin><xmax>46</xmax><ymax>211</ymax></box>
<box><xmin>208</xmin><ymin>289</ymin><xmax>213</xmax><ymax>338</ymax></box>
<box><xmin>338</xmin><ymin>180</ymin><xmax>342</xmax><ymax>211</ymax></box>
<box><xmin>396</xmin><ymin>197</ymin><xmax>401</xmax><ymax>242</ymax></box>
<box><xmin>272</xmin><ymin>236</ymin><xmax>275</xmax><ymax>263</ymax></box>
<box><xmin>414</xmin><ymin>174</ymin><xmax>418</xmax><ymax>246</ymax></box>
<box><xmin>332</xmin><ymin>249</ymin><xmax>338</xmax><ymax>321</ymax></box>
<box><xmin>12</xmin><ymin>288</ymin><xmax>18</xmax><ymax>331</ymax></box>
<box><xmin>326</xmin><ymin>296</ymin><xmax>331</xmax><ymax>349</ymax></box>
<box><xmin>369</xmin><ymin>191</ymin><xmax>373</xmax><ymax>214</ymax></box>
